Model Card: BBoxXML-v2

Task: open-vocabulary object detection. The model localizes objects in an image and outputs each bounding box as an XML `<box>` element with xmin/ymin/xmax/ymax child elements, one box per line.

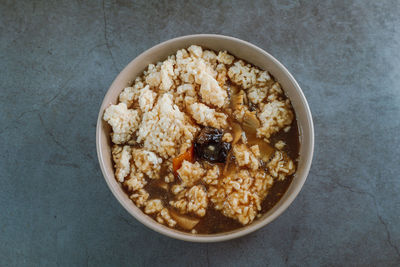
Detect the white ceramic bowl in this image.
<box><xmin>96</xmin><ymin>34</ymin><xmax>314</xmax><ymax>242</ymax></box>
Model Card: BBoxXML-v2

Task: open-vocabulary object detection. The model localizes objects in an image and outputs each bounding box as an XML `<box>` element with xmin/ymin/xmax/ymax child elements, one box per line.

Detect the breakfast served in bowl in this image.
<box><xmin>102</xmin><ymin>44</ymin><xmax>299</xmax><ymax>234</ymax></box>
<box><xmin>97</xmin><ymin>35</ymin><xmax>313</xmax><ymax>242</ymax></box>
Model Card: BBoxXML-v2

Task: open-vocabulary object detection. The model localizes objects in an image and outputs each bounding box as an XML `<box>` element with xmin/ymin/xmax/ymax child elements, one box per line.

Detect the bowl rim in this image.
<box><xmin>96</xmin><ymin>34</ymin><xmax>314</xmax><ymax>242</ymax></box>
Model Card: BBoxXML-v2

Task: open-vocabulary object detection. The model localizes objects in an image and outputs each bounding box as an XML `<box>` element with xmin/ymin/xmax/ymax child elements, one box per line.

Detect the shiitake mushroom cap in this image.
<box><xmin>194</xmin><ymin>127</ymin><xmax>231</xmax><ymax>163</ymax></box>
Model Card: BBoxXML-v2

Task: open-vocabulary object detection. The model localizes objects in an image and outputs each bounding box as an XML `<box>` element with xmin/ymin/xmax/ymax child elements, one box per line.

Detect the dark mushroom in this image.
<box><xmin>194</xmin><ymin>127</ymin><xmax>231</xmax><ymax>163</ymax></box>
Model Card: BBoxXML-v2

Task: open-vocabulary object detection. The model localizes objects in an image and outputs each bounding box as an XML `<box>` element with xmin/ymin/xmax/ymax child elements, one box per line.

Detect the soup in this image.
<box><xmin>103</xmin><ymin>45</ymin><xmax>299</xmax><ymax>234</ymax></box>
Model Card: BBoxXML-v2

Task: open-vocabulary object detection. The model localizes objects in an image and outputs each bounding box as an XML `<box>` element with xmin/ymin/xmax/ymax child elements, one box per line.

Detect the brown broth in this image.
<box><xmin>118</xmin><ymin>51</ymin><xmax>300</xmax><ymax>234</ymax></box>
<box><xmin>122</xmin><ymin>117</ymin><xmax>299</xmax><ymax>234</ymax></box>
<box><xmin>196</xmin><ymin>118</ymin><xmax>299</xmax><ymax>234</ymax></box>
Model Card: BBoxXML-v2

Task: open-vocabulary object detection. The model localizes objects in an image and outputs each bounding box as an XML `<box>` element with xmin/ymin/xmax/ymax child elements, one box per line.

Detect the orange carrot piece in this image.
<box><xmin>172</xmin><ymin>146</ymin><xmax>194</xmax><ymax>173</ymax></box>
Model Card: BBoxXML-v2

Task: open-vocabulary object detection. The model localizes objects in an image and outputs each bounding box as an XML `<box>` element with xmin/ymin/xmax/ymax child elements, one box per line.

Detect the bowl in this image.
<box><xmin>96</xmin><ymin>34</ymin><xmax>314</xmax><ymax>242</ymax></box>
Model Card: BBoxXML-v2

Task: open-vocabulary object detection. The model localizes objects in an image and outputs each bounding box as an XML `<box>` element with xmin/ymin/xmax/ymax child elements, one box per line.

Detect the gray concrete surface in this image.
<box><xmin>1</xmin><ymin>0</ymin><xmax>400</xmax><ymax>266</ymax></box>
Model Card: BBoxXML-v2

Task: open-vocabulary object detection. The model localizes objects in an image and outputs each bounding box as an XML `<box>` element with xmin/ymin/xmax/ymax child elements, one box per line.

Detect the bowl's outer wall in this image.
<box><xmin>96</xmin><ymin>34</ymin><xmax>314</xmax><ymax>242</ymax></box>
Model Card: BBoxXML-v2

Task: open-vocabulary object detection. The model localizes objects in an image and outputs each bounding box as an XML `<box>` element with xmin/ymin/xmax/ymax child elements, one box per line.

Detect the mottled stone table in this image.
<box><xmin>1</xmin><ymin>0</ymin><xmax>399</xmax><ymax>266</ymax></box>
